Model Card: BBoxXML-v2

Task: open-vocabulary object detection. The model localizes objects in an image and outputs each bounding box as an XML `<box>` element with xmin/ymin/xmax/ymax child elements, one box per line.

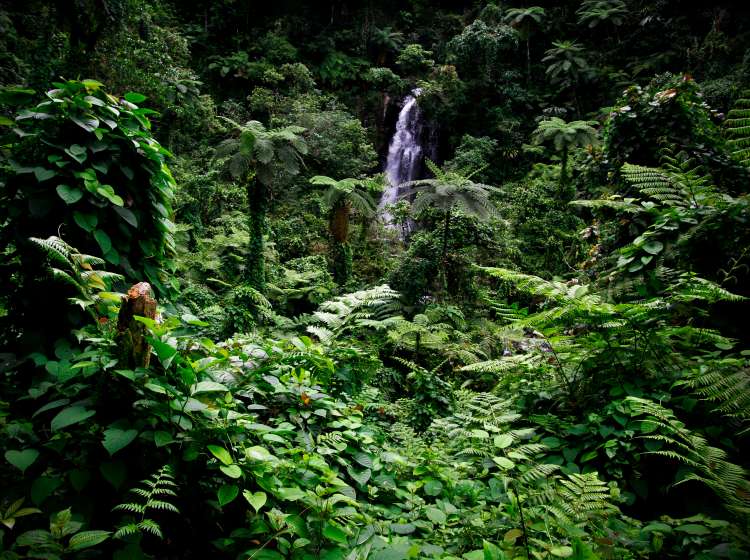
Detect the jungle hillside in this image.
<box><xmin>2</xmin><ymin>1</ymin><xmax>750</xmax><ymax>559</ymax></box>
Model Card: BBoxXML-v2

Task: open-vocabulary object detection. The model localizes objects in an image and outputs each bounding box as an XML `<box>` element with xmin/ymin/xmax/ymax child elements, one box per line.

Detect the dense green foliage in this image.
<box><xmin>1</xmin><ymin>1</ymin><xmax>750</xmax><ymax>559</ymax></box>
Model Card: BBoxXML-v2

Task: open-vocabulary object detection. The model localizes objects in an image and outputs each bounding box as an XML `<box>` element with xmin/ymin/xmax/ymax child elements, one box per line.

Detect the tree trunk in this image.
<box><xmin>116</xmin><ymin>282</ymin><xmax>157</xmax><ymax>368</ymax></box>
<box><xmin>440</xmin><ymin>210</ymin><xmax>452</xmax><ymax>292</ymax></box>
<box><xmin>560</xmin><ymin>145</ymin><xmax>569</xmax><ymax>190</ymax></box>
<box><xmin>526</xmin><ymin>37</ymin><xmax>531</xmax><ymax>82</ymax></box>
<box><xmin>330</xmin><ymin>201</ymin><xmax>352</xmax><ymax>285</ymax></box>
<box><xmin>246</xmin><ymin>176</ymin><xmax>268</xmax><ymax>292</ymax></box>
<box><xmin>441</xmin><ymin>210</ymin><xmax>452</xmax><ymax>264</ymax></box>
<box><xmin>330</xmin><ymin>201</ymin><xmax>350</xmax><ymax>243</ymax></box>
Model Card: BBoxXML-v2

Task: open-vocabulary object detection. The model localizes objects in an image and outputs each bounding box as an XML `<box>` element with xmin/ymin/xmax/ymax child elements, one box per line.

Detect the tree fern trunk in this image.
<box><xmin>526</xmin><ymin>37</ymin><xmax>531</xmax><ymax>82</ymax></box>
<box><xmin>246</xmin><ymin>176</ymin><xmax>267</xmax><ymax>292</ymax></box>
<box><xmin>440</xmin><ymin>210</ymin><xmax>452</xmax><ymax>292</ymax></box>
<box><xmin>330</xmin><ymin>201</ymin><xmax>352</xmax><ymax>285</ymax></box>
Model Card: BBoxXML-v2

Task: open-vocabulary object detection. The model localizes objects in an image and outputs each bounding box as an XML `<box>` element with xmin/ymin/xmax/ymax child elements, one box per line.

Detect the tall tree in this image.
<box><xmin>503</xmin><ymin>6</ymin><xmax>546</xmax><ymax>81</ymax></box>
<box><xmin>218</xmin><ymin>119</ymin><xmax>307</xmax><ymax>292</ymax></box>
<box><xmin>309</xmin><ymin>175</ymin><xmax>378</xmax><ymax>285</ymax></box>
<box><xmin>400</xmin><ymin>161</ymin><xmax>499</xmax><ymax>287</ymax></box>
<box><xmin>532</xmin><ymin>117</ymin><xmax>599</xmax><ymax>191</ymax></box>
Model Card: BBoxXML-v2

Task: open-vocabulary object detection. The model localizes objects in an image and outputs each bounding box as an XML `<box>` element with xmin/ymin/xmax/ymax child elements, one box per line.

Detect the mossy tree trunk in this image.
<box><xmin>330</xmin><ymin>200</ymin><xmax>352</xmax><ymax>285</ymax></box>
<box><xmin>116</xmin><ymin>282</ymin><xmax>157</xmax><ymax>368</ymax></box>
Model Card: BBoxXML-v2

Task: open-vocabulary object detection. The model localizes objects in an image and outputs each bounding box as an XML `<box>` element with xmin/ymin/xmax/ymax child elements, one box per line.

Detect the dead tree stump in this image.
<box><xmin>116</xmin><ymin>282</ymin><xmax>157</xmax><ymax>368</ymax></box>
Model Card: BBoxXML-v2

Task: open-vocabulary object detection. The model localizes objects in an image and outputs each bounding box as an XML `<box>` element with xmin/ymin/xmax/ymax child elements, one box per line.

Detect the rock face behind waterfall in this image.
<box><xmin>380</xmin><ymin>89</ymin><xmax>437</xmax><ymax>218</ymax></box>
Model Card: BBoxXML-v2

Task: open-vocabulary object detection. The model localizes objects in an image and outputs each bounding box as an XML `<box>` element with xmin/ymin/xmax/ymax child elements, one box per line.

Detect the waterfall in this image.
<box><xmin>380</xmin><ymin>88</ymin><xmax>426</xmax><ymax>218</ymax></box>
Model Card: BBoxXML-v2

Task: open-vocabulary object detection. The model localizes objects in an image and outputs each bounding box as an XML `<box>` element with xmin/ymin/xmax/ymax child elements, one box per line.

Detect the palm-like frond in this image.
<box><xmin>310</xmin><ymin>175</ymin><xmax>377</xmax><ymax>217</ymax></box>
<box><xmin>398</xmin><ymin>160</ymin><xmax>500</xmax><ymax>219</ymax></box>
<box><xmin>532</xmin><ymin>117</ymin><xmax>599</xmax><ymax>152</ymax></box>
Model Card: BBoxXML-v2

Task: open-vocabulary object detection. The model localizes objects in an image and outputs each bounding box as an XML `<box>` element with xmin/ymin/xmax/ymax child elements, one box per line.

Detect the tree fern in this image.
<box><xmin>114</xmin><ymin>466</ymin><xmax>179</xmax><ymax>540</ymax></box>
<box><xmin>725</xmin><ymin>93</ymin><xmax>750</xmax><ymax>166</ymax></box>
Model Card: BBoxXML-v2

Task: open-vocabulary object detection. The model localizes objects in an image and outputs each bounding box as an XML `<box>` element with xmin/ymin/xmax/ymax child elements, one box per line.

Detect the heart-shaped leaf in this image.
<box><xmin>33</xmin><ymin>167</ymin><xmax>56</xmax><ymax>182</ymax></box>
<box><xmin>5</xmin><ymin>449</ymin><xmax>40</xmax><ymax>473</ymax></box>
<box><xmin>73</xmin><ymin>211</ymin><xmax>98</xmax><ymax>232</ymax></box>
<box><xmin>243</xmin><ymin>490</ymin><xmax>267</xmax><ymax>512</ymax></box>
<box><xmin>56</xmin><ymin>184</ymin><xmax>83</xmax><ymax>204</ymax></box>
<box><xmin>51</xmin><ymin>406</ymin><xmax>95</xmax><ymax>431</ymax></box>
<box><xmin>218</xmin><ymin>484</ymin><xmax>239</xmax><ymax>506</ymax></box>
<box><xmin>102</xmin><ymin>426</ymin><xmax>138</xmax><ymax>455</ymax></box>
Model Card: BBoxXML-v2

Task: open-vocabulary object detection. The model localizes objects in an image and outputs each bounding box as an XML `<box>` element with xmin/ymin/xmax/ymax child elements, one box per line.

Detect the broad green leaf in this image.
<box><xmin>493</xmin><ymin>434</ymin><xmax>513</xmax><ymax>449</ymax></box>
<box><xmin>71</xmin><ymin>114</ymin><xmax>99</xmax><ymax>132</ymax></box>
<box><xmin>5</xmin><ymin>449</ymin><xmax>40</xmax><ymax>473</ymax></box>
<box><xmin>322</xmin><ymin>522</ymin><xmax>348</xmax><ymax>543</ymax></box>
<box><xmin>31</xmin><ymin>476</ymin><xmax>62</xmax><ymax>505</ymax></box>
<box><xmin>33</xmin><ymin>167</ymin><xmax>56</xmax><ymax>182</ymax></box>
<box><xmin>191</xmin><ymin>381</ymin><xmax>229</xmax><ymax>394</ymax></box>
<box><xmin>372</xmin><ymin>543</ymin><xmax>412</xmax><ymax>560</ymax></box>
<box><xmin>51</xmin><ymin>406</ymin><xmax>95</xmax><ymax>431</ymax></box>
<box><xmin>113</xmin><ymin>206</ymin><xmax>137</xmax><ymax>227</ymax></box>
<box><xmin>220</xmin><ymin>464</ymin><xmax>242</xmax><ymax>478</ymax></box>
<box><xmin>64</xmin><ymin>144</ymin><xmax>87</xmax><ymax>164</ymax></box>
<box><xmin>207</xmin><ymin>445</ymin><xmax>233</xmax><ymax>465</ymax></box>
<box><xmin>276</xmin><ymin>487</ymin><xmax>305</xmax><ymax>501</ymax></box>
<box><xmin>73</xmin><ymin>211</ymin><xmax>98</xmax><ymax>232</ymax></box>
<box><xmin>218</xmin><ymin>484</ymin><xmax>239</xmax><ymax>506</ymax></box>
<box><xmin>95</xmin><ymin>184</ymin><xmax>124</xmax><ymax>206</ymax></box>
<box><xmin>124</xmin><ymin>92</ymin><xmax>147</xmax><ymax>104</ymax></box>
<box><xmin>492</xmin><ymin>456</ymin><xmax>515</xmax><ymax>470</ymax></box>
<box><xmin>94</xmin><ymin>229</ymin><xmax>112</xmax><ymax>254</ymax></box>
<box><xmin>153</xmin><ymin>431</ymin><xmax>173</xmax><ymax>447</ymax></box>
<box><xmin>102</xmin><ymin>426</ymin><xmax>138</xmax><ymax>455</ymax></box>
<box><xmin>423</xmin><ymin>479</ymin><xmax>443</xmax><ymax>496</ymax></box>
<box><xmin>483</xmin><ymin>540</ymin><xmax>505</xmax><ymax>560</ymax></box>
<box><xmin>642</xmin><ymin>240</ymin><xmax>664</xmax><ymax>255</ymax></box>
<box><xmin>243</xmin><ymin>490</ymin><xmax>267</xmax><ymax>512</ymax></box>
<box><xmin>56</xmin><ymin>184</ymin><xmax>83</xmax><ymax>204</ymax></box>
<box><xmin>245</xmin><ymin>446</ymin><xmax>275</xmax><ymax>462</ymax></box>
<box><xmin>674</xmin><ymin>523</ymin><xmax>710</xmax><ymax>535</ymax></box>
<box><xmin>425</xmin><ymin>506</ymin><xmax>446</xmax><ymax>525</ymax></box>
<box><xmin>67</xmin><ymin>530</ymin><xmax>110</xmax><ymax>551</ymax></box>
<box><xmin>151</xmin><ymin>339</ymin><xmax>178</xmax><ymax>368</ymax></box>
<box><xmin>99</xmin><ymin>461</ymin><xmax>127</xmax><ymax>488</ymax></box>
<box><xmin>549</xmin><ymin>545</ymin><xmax>573</xmax><ymax>557</ymax></box>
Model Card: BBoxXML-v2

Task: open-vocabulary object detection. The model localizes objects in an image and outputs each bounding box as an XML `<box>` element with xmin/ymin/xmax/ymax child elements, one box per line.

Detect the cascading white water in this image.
<box><xmin>380</xmin><ymin>88</ymin><xmax>425</xmax><ymax>217</ymax></box>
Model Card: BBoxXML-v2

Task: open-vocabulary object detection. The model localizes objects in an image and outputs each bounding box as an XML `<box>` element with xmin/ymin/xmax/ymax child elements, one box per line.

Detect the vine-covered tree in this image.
<box><xmin>217</xmin><ymin>119</ymin><xmax>307</xmax><ymax>292</ymax></box>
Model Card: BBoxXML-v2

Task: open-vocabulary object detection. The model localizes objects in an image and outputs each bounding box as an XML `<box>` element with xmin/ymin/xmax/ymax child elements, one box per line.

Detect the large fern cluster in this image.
<box><xmin>307</xmin><ymin>284</ymin><xmax>401</xmax><ymax>343</ymax></box>
<box><xmin>470</xmin><ymin>266</ymin><xmax>743</xmax><ymax>402</ymax></box>
<box><xmin>29</xmin><ymin>236</ymin><xmax>123</xmax><ymax>315</ymax></box>
<box><xmin>627</xmin><ymin>397</ymin><xmax>750</xmax><ymax>518</ymax></box>
<box><xmin>533</xmin><ymin>471</ymin><xmax>620</xmax><ymax>530</ymax></box>
<box><xmin>680</xmin><ymin>359</ymin><xmax>750</xmax><ymax>435</ymax></box>
<box><xmin>725</xmin><ymin>94</ymin><xmax>750</xmax><ymax>166</ymax></box>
